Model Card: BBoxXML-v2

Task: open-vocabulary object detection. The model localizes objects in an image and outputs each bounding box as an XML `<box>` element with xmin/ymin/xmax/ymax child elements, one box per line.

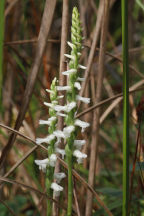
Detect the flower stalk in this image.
<box><xmin>63</xmin><ymin>7</ymin><xmax>90</xmax><ymax>216</ymax></box>
<box><xmin>35</xmin><ymin>78</ymin><xmax>66</xmax><ymax>216</ymax></box>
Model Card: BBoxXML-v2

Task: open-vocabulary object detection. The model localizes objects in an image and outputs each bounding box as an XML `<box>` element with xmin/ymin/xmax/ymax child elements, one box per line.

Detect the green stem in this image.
<box><xmin>0</xmin><ymin>0</ymin><xmax>5</xmax><ymax>112</ymax></box>
<box><xmin>46</xmin><ymin>167</ymin><xmax>54</xmax><ymax>216</ymax></box>
<box><xmin>67</xmin><ymin>155</ymin><xmax>73</xmax><ymax>216</ymax></box>
<box><xmin>47</xmin><ymin>189</ymin><xmax>53</xmax><ymax>216</ymax></box>
<box><xmin>121</xmin><ymin>0</ymin><xmax>129</xmax><ymax>215</ymax></box>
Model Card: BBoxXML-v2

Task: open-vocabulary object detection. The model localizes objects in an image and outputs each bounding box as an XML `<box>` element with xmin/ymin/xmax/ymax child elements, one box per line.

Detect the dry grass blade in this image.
<box><xmin>78</xmin><ymin>0</ymin><xmax>104</xmax><ymax>108</ymax></box>
<box><xmin>73</xmin><ymin>178</ymin><xmax>81</xmax><ymax>216</ymax></box>
<box><xmin>85</xmin><ymin>1</ymin><xmax>110</xmax><ymax>215</ymax></box>
<box><xmin>0</xmin><ymin>0</ymin><xmax>57</xmax><ymax>170</ymax></box>
<box><xmin>4</xmin><ymin>38</ymin><xmax>59</xmax><ymax>46</ymax></box>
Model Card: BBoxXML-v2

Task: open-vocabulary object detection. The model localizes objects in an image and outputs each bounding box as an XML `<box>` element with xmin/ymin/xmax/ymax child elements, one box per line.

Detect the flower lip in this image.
<box><xmin>78</xmin><ymin>64</ymin><xmax>87</xmax><ymax>70</ymax></box>
<box><xmin>74</xmin><ymin>140</ymin><xmax>86</xmax><ymax>150</ymax></box>
<box><xmin>63</xmin><ymin>125</ymin><xmax>75</xmax><ymax>138</ymax></box>
<box><xmin>53</xmin><ymin>130</ymin><xmax>65</xmax><ymax>138</ymax></box>
<box><xmin>73</xmin><ymin>150</ymin><xmax>87</xmax><ymax>164</ymax></box>
<box><xmin>76</xmin><ymin>95</ymin><xmax>90</xmax><ymax>104</ymax></box>
<box><xmin>39</xmin><ymin>116</ymin><xmax>56</xmax><ymax>125</ymax></box>
<box><xmin>74</xmin><ymin>119</ymin><xmax>90</xmax><ymax>132</ymax></box>
<box><xmin>51</xmin><ymin>182</ymin><xmax>63</xmax><ymax>197</ymax></box>
<box><xmin>34</xmin><ymin>158</ymin><xmax>49</xmax><ymax>172</ymax></box>
<box><xmin>55</xmin><ymin>148</ymin><xmax>65</xmax><ymax>159</ymax></box>
<box><xmin>36</xmin><ymin>134</ymin><xmax>55</xmax><ymax>145</ymax></box>
<box><xmin>74</xmin><ymin>82</ymin><xmax>81</xmax><ymax>90</ymax></box>
<box><xmin>62</xmin><ymin>69</ymin><xmax>77</xmax><ymax>76</ymax></box>
<box><xmin>54</xmin><ymin>172</ymin><xmax>66</xmax><ymax>183</ymax></box>
<box><xmin>57</xmin><ymin>86</ymin><xmax>71</xmax><ymax>91</ymax></box>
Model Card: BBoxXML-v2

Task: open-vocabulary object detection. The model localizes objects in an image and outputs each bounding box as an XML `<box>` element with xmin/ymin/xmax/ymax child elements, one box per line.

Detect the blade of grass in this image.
<box><xmin>121</xmin><ymin>0</ymin><xmax>129</xmax><ymax>215</ymax></box>
<box><xmin>0</xmin><ymin>0</ymin><xmax>5</xmax><ymax>112</ymax></box>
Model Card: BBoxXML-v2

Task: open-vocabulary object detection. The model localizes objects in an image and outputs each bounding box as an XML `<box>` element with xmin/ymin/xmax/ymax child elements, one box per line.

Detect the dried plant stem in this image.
<box><xmin>0</xmin><ymin>0</ymin><xmax>5</xmax><ymax>112</ymax></box>
<box><xmin>85</xmin><ymin>1</ymin><xmax>110</xmax><ymax>215</ymax></box>
<box><xmin>78</xmin><ymin>0</ymin><xmax>104</xmax><ymax>108</ymax></box>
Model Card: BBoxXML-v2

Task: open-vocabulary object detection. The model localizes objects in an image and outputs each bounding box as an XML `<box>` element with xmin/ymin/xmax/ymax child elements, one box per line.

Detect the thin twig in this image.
<box><xmin>4</xmin><ymin>38</ymin><xmax>60</xmax><ymax>46</ymax></box>
<box><xmin>0</xmin><ymin>198</ymin><xmax>17</xmax><ymax>216</ymax></box>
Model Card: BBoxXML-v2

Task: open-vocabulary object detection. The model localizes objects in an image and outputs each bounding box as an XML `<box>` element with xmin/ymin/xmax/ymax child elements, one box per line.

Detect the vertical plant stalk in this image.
<box><xmin>0</xmin><ymin>0</ymin><xmax>5</xmax><ymax>112</ymax></box>
<box><xmin>53</xmin><ymin>1</ymin><xmax>69</xmax><ymax>215</ymax></box>
<box><xmin>85</xmin><ymin>1</ymin><xmax>110</xmax><ymax>215</ymax></box>
<box><xmin>121</xmin><ymin>0</ymin><xmax>129</xmax><ymax>215</ymax></box>
<box><xmin>65</xmin><ymin>9</ymin><xmax>83</xmax><ymax>214</ymax></box>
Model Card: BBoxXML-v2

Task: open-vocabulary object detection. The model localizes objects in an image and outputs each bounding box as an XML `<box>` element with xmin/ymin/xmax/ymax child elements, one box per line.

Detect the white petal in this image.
<box><xmin>51</xmin><ymin>182</ymin><xmax>63</xmax><ymax>197</ymax></box>
<box><xmin>35</xmin><ymin>158</ymin><xmax>49</xmax><ymax>172</ymax></box>
<box><xmin>46</xmin><ymin>89</ymin><xmax>54</xmax><ymax>94</ymax></box>
<box><xmin>54</xmin><ymin>105</ymin><xmax>66</xmax><ymax>112</ymax></box>
<box><xmin>55</xmin><ymin>102</ymin><xmax>76</xmax><ymax>113</ymax></box>
<box><xmin>39</xmin><ymin>117</ymin><xmax>56</xmax><ymax>125</ymax></box>
<box><xmin>54</xmin><ymin>172</ymin><xmax>66</xmax><ymax>183</ymax></box>
<box><xmin>74</xmin><ymin>82</ymin><xmax>81</xmax><ymax>90</ymax></box>
<box><xmin>53</xmin><ymin>130</ymin><xmax>65</xmax><ymax>138</ymax></box>
<box><xmin>49</xmin><ymin>154</ymin><xmax>57</xmax><ymax>167</ymax></box>
<box><xmin>63</xmin><ymin>125</ymin><xmax>75</xmax><ymax>138</ymax></box>
<box><xmin>56</xmin><ymin>112</ymin><xmax>67</xmax><ymax>117</ymax></box>
<box><xmin>55</xmin><ymin>148</ymin><xmax>65</xmax><ymax>159</ymax></box>
<box><xmin>62</xmin><ymin>69</ymin><xmax>77</xmax><ymax>76</ymax></box>
<box><xmin>57</xmin><ymin>86</ymin><xmax>71</xmax><ymax>91</ymax></box>
<box><xmin>78</xmin><ymin>64</ymin><xmax>87</xmax><ymax>70</ymax></box>
<box><xmin>44</xmin><ymin>102</ymin><xmax>53</xmax><ymax>108</ymax></box>
<box><xmin>77</xmin><ymin>77</ymin><xmax>85</xmax><ymax>81</ymax></box>
<box><xmin>36</xmin><ymin>134</ymin><xmax>55</xmax><ymax>144</ymax></box>
<box><xmin>67</xmin><ymin>41</ymin><xmax>74</xmax><ymax>49</ymax></box>
<box><xmin>64</xmin><ymin>54</ymin><xmax>75</xmax><ymax>60</ymax></box>
<box><xmin>76</xmin><ymin>95</ymin><xmax>90</xmax><ymax>104</ymax></box>
<box><xmin>74</xmin><ymin>140</ymin><xmax>86</xmax><ymax>150</ymax></box>
<box><xmin>78</xmin><ymin>52</ymin><xmax>81</xmax><ymax>56</ymax></box>
<box><xmin>66</xmin><ymin>102</ymin><xmax>76</xmax><ymax>112</ymax></box>
<box><xmin>74</xmin><ymin>119</ymin><xmax>90</xmax><ymax>132</ymax></box>
<box><xmin>57</xmin><ymin>95</ymin><xmax>64</xmax><ymax>99</ymax></box>
<box><xmin>73</xmin><ymin>150</ymin><xmax>87</xmax><ymax>164</ymax></box>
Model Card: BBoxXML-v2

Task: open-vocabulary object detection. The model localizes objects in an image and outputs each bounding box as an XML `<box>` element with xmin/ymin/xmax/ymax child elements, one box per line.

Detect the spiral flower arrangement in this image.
<box><xmin>35</xmin><ymin>7</ymin><xmax>90</xmax><ymax>216</ymax></box>
<box><xmin>35</xmin><ymin>77</ymin><xmax>66</xmax><ymax>216</ymax></box>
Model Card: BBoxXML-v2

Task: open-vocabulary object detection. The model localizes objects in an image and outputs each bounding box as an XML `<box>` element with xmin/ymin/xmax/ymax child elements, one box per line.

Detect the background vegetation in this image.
<box><xmin>0</xmin><ymin>0</ymin><xmax>144</xmax><ymax>215</ymax></box>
